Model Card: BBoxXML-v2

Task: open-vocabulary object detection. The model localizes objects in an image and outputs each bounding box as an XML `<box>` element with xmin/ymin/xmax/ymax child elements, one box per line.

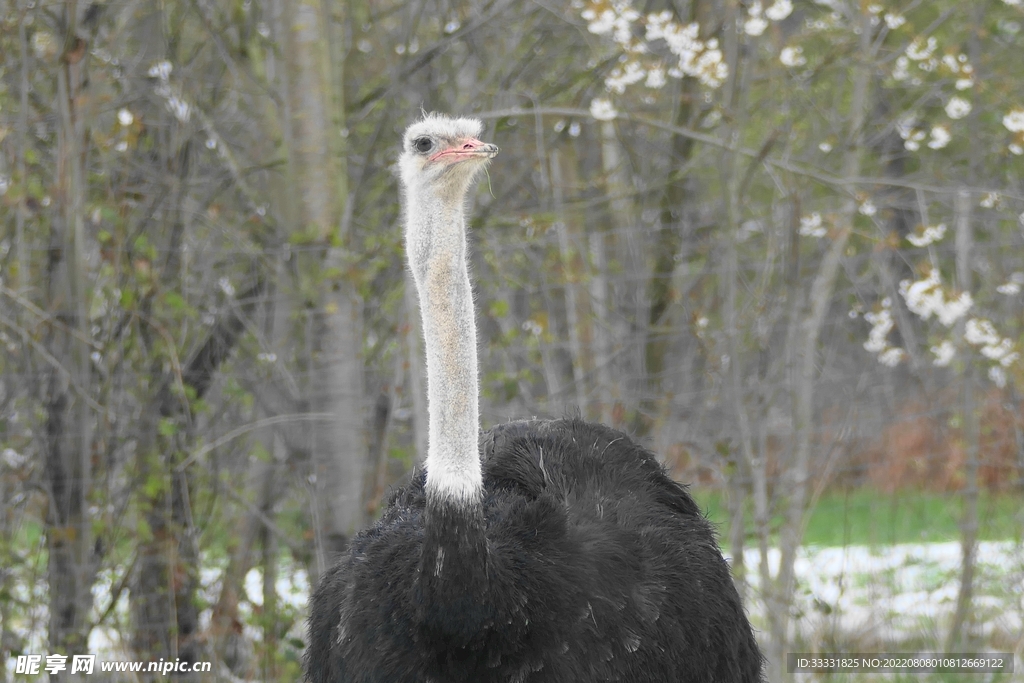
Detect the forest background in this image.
<box><xmin>1</xmin><ymin>0</ymin><xmax>1023</xmax><ymax>681</ymax></box>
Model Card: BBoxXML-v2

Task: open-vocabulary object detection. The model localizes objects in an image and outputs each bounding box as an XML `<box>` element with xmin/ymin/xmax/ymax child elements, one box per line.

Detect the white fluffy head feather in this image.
<box><xmin>398</xmin><ymin>113</ymin><xmax>495</xmax><ymax>199</ymax></box>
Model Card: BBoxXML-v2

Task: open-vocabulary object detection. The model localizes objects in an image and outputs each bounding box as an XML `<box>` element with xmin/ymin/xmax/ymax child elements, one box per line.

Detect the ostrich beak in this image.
<box><xmin>430</xmin><ymin>138</ymin><xmax>499</xmax><ymax>164</ymax></box>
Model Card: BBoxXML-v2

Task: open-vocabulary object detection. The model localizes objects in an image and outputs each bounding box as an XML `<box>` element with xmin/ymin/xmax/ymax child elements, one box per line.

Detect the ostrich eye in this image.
<box><xmin>414</xmin><ymin>137</ymin><xmax>434</xmax><ymax>154</ymax></box>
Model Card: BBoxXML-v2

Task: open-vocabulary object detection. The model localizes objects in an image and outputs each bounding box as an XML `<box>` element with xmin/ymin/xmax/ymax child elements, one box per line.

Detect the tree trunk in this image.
<box><xmin>636</xmin><ymin>77</ymin><xmax>697</xmax><ymax>439</ymax></box>
<box><xmin>280</xmin><ymin>0</ymin><xmax>366</xmax><ymax>576</ymax></box>
<box><xmin>132</xmin><ymin>274</ymin><xmax>264</xmax><ymax>676</ymax></box>
<box><xmin>947</xmin><ymin>188</ymin><xmax>978</xmax><ymax>651</ymax></box>
<box><xmin>768</xmin><ymin>9</ymin><xmax>873</xmax><ymax>681</ymax></box>
<box><xmin>719</xmin><ymin>0</ymin><xmax>758</xmax><ymax>605</ymax></box>
<box><xmin>591</xmin><ymin>122</ymin><xmax>621</xmax><ymax>426</ymax></box>
<box><xmin>46</xmin><ymin>8</ymin><xmax>98</xmax><ymax>671</ymax></box>
<box><xmin>550</xmin><ymin>146</ymin><xmax>593</xmax><ymax>414</ymax></box>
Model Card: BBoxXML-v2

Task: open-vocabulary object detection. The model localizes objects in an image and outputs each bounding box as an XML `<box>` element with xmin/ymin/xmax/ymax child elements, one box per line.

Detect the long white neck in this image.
<box><xmin>405</xmin><ymin>189</ymin><xmax>482</xmax><ymax>505</ymax></box>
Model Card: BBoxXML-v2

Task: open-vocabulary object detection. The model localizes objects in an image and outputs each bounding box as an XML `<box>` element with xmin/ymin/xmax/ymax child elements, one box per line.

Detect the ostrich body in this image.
<box><xmin>306</xmin><ymin>114</ymin><xmax>763</xmax><ymax>683</ymax></box>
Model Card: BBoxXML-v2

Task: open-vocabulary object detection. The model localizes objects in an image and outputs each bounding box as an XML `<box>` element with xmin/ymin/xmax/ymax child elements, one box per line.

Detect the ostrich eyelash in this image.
<box><xmin>483</xmin><ymin>167</ymin><xmax>495</xmax><ymax>199</ymax></box>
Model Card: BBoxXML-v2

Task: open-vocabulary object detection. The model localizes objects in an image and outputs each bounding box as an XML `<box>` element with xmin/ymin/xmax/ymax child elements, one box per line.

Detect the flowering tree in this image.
<box><xmin>577</xmin><ymin>0</ymin><xmax>1023</xmax><ymax>673</ymax></box>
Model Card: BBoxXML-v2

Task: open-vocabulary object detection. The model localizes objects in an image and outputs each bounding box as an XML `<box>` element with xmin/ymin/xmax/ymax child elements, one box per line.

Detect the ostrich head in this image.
<box><xmin>398</xmin><ymin>114</ymin><xmax>498</xmax><ymax>201</ymax></box>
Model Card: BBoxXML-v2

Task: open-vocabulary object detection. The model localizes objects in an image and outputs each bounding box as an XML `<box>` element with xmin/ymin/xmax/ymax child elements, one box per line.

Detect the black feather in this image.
<box><xmin>306</xmin><ymin>417</ymin><xmax>764</xmax><ymax>683</ymax></box>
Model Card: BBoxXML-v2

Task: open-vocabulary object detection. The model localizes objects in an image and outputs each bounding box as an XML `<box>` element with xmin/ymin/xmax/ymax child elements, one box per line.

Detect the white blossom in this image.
<box><xmin>117</xmin><ymin>108</ymin><xmax>134</xmax><ymax>126</ymax></box>
<box><xmin>645</xmin><ymin>66</ymin><xmax>667</xmax><ymax>88</ymax></box>
<box><xmin>884</xmin><ymin>13</ymin><xmax>906</xmax><ymax>30</ymax></box>
<box><xmin>927</xmin><ymin>126</ymin><xmax>951</xmax><ymax>149</ymax></box>
<box><xmin>931</xmin><ymin>340</ymin><xmax>956</xmax><ymax>367</ymax></box>
<box><xmin>590</xmin><ymin>98</ymin><xmax>618</xmax><ymax>121</ymax></box>
<box><xmin>780</xmin><ymin>46</ymin><xmax>806</xmax><ymax>67</ymax></box>
<box><xmin>744</xmin><ymin>16</ymin><xmax>768</xmax><ymax>35</ymax></box>
<box><xmin>901</xmin><ymin>269</ymin><xmax>973</xmax><ymax>327</ymax></box>
<box><xmin>743</xmin><ymin>3</ymin><xmax>767</xmax><ymax>36</ymax></box>
<box><xmin>2</xmin><ymin>448</ymin><xmax>27</xmax><ymax>468</ymax></box>
<box><xmin>799</xmin><ymin>212</ymin><xmax>826</xmax><ymax>237</ymax></box>
<box><xmin>586</xmin><ymin>8</ymin><xmax>616</xmax><ymax>35</ymax></box>
<box><xmin>115</xmin><ymin>141</ymin><xmax>128</xmax><ymax>152</ymax></box>
<box><xmin>32</xmin><ymin>31</ymin><xmax>57</xmax><ymax>59</ymax></box>
<box><xmin>902</xmin><ymin>125</ymin><xmax>926</xmax><ymax>151</ymax></box>
<box><xmin>606</xmin><ymin>61</ymin><xmax>646</xmax><ymax>93</ymax></box>
<box><xmin>907</xmin><ymin>223</ymin><xmax>946</xmax><ymax>247</ymax></box>
<box><xmin>695</xmin><ymin>48</ymin><xmax>728</xmax><ymax>88</ymax></box>
<box><xmin>702</xmin><ymin>110</ymin><xmax>722</xmax><ymax>128</ymax></box>
<box><xmin>938</xmin><ymin>292</ymin><xmax>972</xmax><ymax>327</ymax></box>
<box><xmin>1003</xmin><ymin>109</ymin><xmax>1024</xmax><ymax>132</ymax></box>
<box><xmin>863</xmin><ymin>305</ymin><xmax>894</xmax><ymax>354</ymax></box>
<box><xmin>906</xmin><ymin>37</ymin><xmax>938</xmax><ymax>61</ymax></box>
<box><xmin>944</xmin><ymin>97</ymin><xmax>972</xmax><ymax>119</ymax></box>
<box><xmin>858</xmin><ymin>199</ymin><xmax>877</xmax><ymax>216</ymax></box>
<box><xmin>218</xmin><ymin>277</ymin><xmax>235</xmax><ymax>297</ymax></box>
<box><xmin>980</xmin><ymin>192</ymin><xmax>999</xmax><ymax>208</ymax></box>
<box><xmin>586</xmin><ymin>7</ymin><xmax>729</xmax><ymax>93</ymax></box>
<box><xmin>878</xmin><ymin>347</ymin><xmax>904</xmax><ymax>367</ymax></box>
<box><xmin>818</xmin><ymin>141</ymin><xmax>833</xmax><ymax>153</ymax></box>
<box><xmin>1010</xmin><ymin>144</ymin><xmax>1024</xmax><ymax>156</ymax></box>
<box><xmin>1003</xmin><ymin>0</ymin><xmax>1022</xmax><ymax>6</ymax></box>
<box><xmin>522</xmin><ymin>320</ymin><xmax>543</xmax><ymax>336</ymax></box>
<box><xmin>896</xmin><ymin>115</ymin><xmax>917</xmax><ymax>142</ymax></box>
<box><xmin>148</xmin><ymin>60</ymin><xmax>173</xmax><ymax>80</ymax></box>
<box><xmin>980</xmin><ymin>338</ymin><xmax>1015</xmax><ymax>362</ymax></box>
<box><xmin>965</xmin><ymin>318</ymin><xmax>1000</xmax><ymax>347</ymax></box>
<box><xmin>997</xmin><ymin>272</ymin><xmax>1024</xmax><ymax>296</ymax></box>
<box><xmin>585</xmin><ymin>1</ymin><xmax>639</xmax><ymax>45</ymax></box>
<box><xmin>955</xmin><ymin>78</ymin><xmax>974</xmax><ymax>90</ymax></box>
<box><xmin>765</xmin><ymin>0</ymin><xmax>793</xmax><ymax>21</ymax></box>
<box><xmin>892</xmin><ymin>56</ymin><xmax>910</xmax><ymax>81</ymax></box>
<box><xmin>166</xmin><ymin>95</ymin><xmax>191</xmax><ymax>123</ymax></box>
<box><xmin>989</xmin><ymin>366</ymin><xmax>1008</xmax><ymax>388</ymax></box>
<box><xmin>863</xmin><ymin>298</ymin><xmax>905</xmax><ymax>367</ymax></box>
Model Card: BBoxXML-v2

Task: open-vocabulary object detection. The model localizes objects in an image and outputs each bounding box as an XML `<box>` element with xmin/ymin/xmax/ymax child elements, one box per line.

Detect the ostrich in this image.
<box><xmin>306</xmin><ymin>113</ymin><xmax>764</xmax><ymax>683</ymax></box>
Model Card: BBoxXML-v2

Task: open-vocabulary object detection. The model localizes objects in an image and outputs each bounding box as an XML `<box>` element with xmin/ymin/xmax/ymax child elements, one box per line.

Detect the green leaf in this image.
<box><xmin>142</xmin><ymin>474</ymin><xmax>164</xmax><ymax>499</ymax></box>
<box><xmin>158</xmin><ymin>418</ymin><xmax>177</xmax><ymax>437</ymax></box>
<box><xmin>120</xmin><ymin>288</ymin><xmax>136</xmax><ymax>308</ymax></box>
<box><xmin>163</xmin><ymin>291</ymin><xmax>186</xmax><ymax>312</ymax></box>
<box><xmin>489</xmin><ymin>299</ymin><xmax>509</xmax><ymax>317</ymax></box>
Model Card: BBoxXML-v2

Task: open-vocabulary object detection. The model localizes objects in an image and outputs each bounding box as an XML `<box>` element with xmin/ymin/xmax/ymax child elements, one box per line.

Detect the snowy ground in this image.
<box><xmin>7</xmin><ymin>541</ymin><xmax>1024</xmax><ymax>679</ymax></box>
<box><xmin>735</xmin><ymin>541</ymin><xmax>1024</xmax><ymax>650</ymax></box>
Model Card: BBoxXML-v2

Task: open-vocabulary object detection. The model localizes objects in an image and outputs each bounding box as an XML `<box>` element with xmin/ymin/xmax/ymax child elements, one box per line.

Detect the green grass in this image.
<box><xmin>691</xmin><ymin>488</ymin><xmax>1023</xmax><ymax>547</ymax></box>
